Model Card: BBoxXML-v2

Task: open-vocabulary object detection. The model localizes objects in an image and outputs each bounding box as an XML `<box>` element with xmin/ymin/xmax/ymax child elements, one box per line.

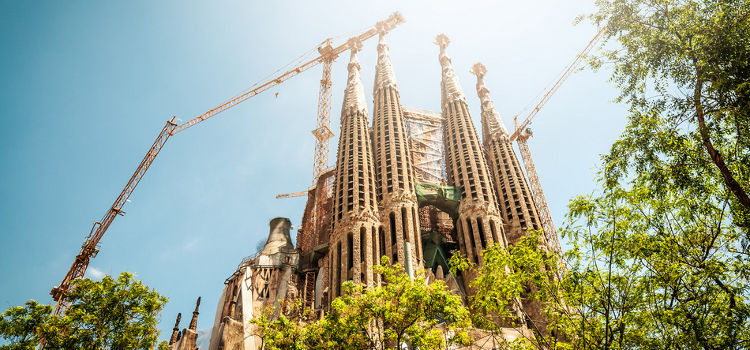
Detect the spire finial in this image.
<box><xmin>188</xmin><ymin>296</ymin><xmax>200</xmax><ymax>331</ymax></box>
<box><xmin>434</xmin><ymin>33</ymin><xmax>466</xmax><ymax>107</ymax></box>
<box><xmin>470</xmin><ymin>63</ymin><xmax>487</xmax><ymax>84</ymax></box>
<box><xmin>342</xmin><ymin>37</ymin><xmax>367</xmax><ymax>114</ymax></box>
<box><xmin>470</xmin><ymin>62</ymin><xmax>508</xmax><ymax>141</ymax></box>
<box><xmin>375</xmin><ymin>12</ymin><xmax>403</xmax><ymax>35</ymax></box>
<box><xmin>435</xmin><ymin>33</ymin><xmax>450</xmax><ymax>51</ymax></box>
<box><xmin>470</xmin><ymin>62</ymin><xmax>491</xmax><ymax>98</ymax></box>
<box><xmin>169</xmin><ymin>313</ymin><xmax>181</xmax><ymax>345</ymax></box>
<box><xmin>374</xmin><ymin>30</ymin><xmax>398</xmax><ymax>92</ymax></box>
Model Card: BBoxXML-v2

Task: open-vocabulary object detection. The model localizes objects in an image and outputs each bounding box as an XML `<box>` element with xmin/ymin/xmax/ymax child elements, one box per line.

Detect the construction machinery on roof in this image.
<box><xmin>49</xmin><ymin>12</ymin><xmax>403</xmax><ymax>317</ymax></box>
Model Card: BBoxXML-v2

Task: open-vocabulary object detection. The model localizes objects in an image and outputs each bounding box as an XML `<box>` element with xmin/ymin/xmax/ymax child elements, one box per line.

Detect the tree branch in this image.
<box><xmin>693</xmin><ymin>66</ymin><xmax>750</xmax><ymax>210</ymax></box>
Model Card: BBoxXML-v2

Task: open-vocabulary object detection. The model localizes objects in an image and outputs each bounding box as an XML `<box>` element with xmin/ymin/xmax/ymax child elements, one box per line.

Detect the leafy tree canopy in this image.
<box><xmin>543</xmin><ymin>0</ymin><xmax>750</xmax><ymax>348</ymax></box>
<box><xmin>252</xmin><ymin>259</ymin><xmax>472</xmax><ymax>350</ymax></box>
<box><xmin>583</xmin><ymin>0</ymin><xmax>750</xmax><ymax>229</ymax></box>
<box><xmin>0</xmin><ymin>272</ymin><xmax>168</xmax><ymax>350</ymax></box>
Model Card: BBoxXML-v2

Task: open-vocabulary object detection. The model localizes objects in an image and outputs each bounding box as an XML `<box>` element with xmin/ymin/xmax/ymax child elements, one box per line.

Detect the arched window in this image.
<box><xmin>378</xmin><ymin>226</ymin><xmax>386</xmax><ymax>265</ymax></box>
<box><xmin>402</xmin><ymin>207</ymin><xmax>409</xmax><ymax>242</ymax></box>
<box><xmin>336</xmin><ymin>242</ymin><xmax>342</xmax><ymax>297</ymax></box>
<box><xmin>466</xmin><ymin>218</ymin><xmax>478</xmax><ymax>263</ymax></box>
<box><xmin>389</xmin><ymin>212</ymin><xmax>397</xmax><ymax>262</ymax></box>
<box><xmin>477</xmin><ymin>218</ymin><xmax>487</xmax><ymax>249</ymax></box>
<box><xmin>347</xmin><ymin>233</ymin><xmax>353</xmax><ymax>281</ymax></box>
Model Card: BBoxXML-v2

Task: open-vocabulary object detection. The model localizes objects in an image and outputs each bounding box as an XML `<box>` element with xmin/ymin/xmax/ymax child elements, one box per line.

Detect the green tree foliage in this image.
<box><xmin>251</xmin><ymin>259</ymin><xmax>472</xmax><ymax>349</ymax></box>
<box><xmin>584</xmin><ymin>0</ymin><xmax>750</xmax><ymax>229</ymax></box>
<box><xmin>0</xmin><ymin>272</ymin><xmax>169</xmax><ymax>349</ymax></box>
<box><xmin>545</xmin><ymin>0</ymin><xmax>750</xmax><ymax>348</ymax></box>
<box><xmin>450</xmin><ymin>234</ymin><xmax>571</xmax><ymax>350</ymax></box>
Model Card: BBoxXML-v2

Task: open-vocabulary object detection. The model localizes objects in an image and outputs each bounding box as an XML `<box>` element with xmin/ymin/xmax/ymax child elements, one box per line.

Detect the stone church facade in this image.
<box><xmin>196</xmin><ymin>31</ymin><xmax>553</xmax><ymax>349</ymax></box>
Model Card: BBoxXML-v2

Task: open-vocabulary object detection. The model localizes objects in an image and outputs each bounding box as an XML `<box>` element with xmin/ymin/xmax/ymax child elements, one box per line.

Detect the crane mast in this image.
<box><xmin>510</xmin><ymin>27</ymin><xmax>606</xmax><ymax>270</ymax></box>
<box><xmin>50</xmin><ymin>12</ymin><xmax>403</xmax><ymax>317</ymax></box>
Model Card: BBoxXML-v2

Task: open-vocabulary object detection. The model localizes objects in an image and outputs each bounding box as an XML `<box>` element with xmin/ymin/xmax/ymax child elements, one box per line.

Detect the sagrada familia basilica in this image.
<box><xmin>167</xmin><ymin>24</ymin><xmax>554</xmax><ymax>350</ymax></box>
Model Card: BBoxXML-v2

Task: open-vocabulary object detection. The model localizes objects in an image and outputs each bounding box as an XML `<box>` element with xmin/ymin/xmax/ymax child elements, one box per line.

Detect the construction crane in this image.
<box><xmin>277</xmin><ymin>15</ymin><xmax>404</xmax><ymax>199</ymax></box>
<box><xmin>275</xmin><ymin>190</ymin><xmax>309</xmax><ymax>199</ymax></box>
<box><xmin>49</xmin><ymin>12</ymin><xmax>404</xmax><ymax>317</ymax></box>
<box><xmin>510</xmin><ymin>27</ymin><xmax>606</xmax><ymax>267</ymax></box>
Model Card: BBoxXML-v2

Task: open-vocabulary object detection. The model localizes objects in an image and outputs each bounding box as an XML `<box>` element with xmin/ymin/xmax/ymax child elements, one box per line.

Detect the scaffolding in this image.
<box><xmin>402</xmin><ymin>106</ymin><xmax>446</xmax><ymax>185</ymax></box>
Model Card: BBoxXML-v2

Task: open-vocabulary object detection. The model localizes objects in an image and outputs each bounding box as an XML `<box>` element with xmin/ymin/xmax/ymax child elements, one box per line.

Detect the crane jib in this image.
<box><xmin>50</xmin><ymin>12</ymin><xmax>404</xmax><ymax>317</ymax></box>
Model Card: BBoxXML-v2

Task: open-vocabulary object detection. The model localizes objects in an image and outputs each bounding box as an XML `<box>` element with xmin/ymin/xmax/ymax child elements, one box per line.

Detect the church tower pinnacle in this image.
<box><xmin>372</xmin><ymin>29</ymin><xmax>422</xmax><ymax>276</ymax></box>
<box><xmin>471</xmin><ymin>63</ymin><xmax>543</xmax><ymax>245</ymax></box>
<box><xmin>330</xmin><ymin>38</ymin><xmax>380</xmax><ymax>299</ymax></box>
<box><xmin>435</xmin><ymin>35</ymin><xmax>506</xmax><ymax>268</ymax></box>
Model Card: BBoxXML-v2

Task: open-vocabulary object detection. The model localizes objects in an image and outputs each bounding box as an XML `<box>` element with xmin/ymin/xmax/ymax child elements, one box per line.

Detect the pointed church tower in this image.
<box><xmin>189</xmin><ymin>297</ymin><xmax>200</xmax><ymax>330</ymax></box>
<box><xmin>371</xmin><ymin>26</ymin><xmax>422</xmax><ymax>275</ymax></box>
<box><xmin>471</xmin><ymin>63</ymin><xmax>542</xmax><ymax>245</ymax></box>
<box><xmin>169</xmin><ymin>313</ymin><xmax>181</xmax><ymax>346</ymax></box>
<box><xmin>330</xmin><ymin>38</ymin><xmax>380</xmax><ymax>298</ymax></box>
<box><xmin>170</xmin><ymin>297</ymin><xmax>201</xmax><ymax>350</ymax></box>
<box><xmin>435</xmin><ymin>35</ymin><xmax>505</xmax><ymax>267</ymax></box>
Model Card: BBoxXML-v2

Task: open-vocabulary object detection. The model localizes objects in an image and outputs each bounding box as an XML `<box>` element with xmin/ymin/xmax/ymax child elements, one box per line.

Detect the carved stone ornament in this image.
<box><xmin>470</xmin><ymin>62</ymin><xmax>509</xmax><ymax>141</ymax></box>
<box><xmin>459</xmin><ymin>197</ymin><xmax>501</xmax><ymax>218</ymax></box>
<box><xmin>342</xmin><ymin>38</ymin><xmax>367</xmax><ymax>117</ymax></box>
<box><xmin>373</xmin><ymin>33</ymin><xmax>399</xmax><ymax>93</ymax></box>
<box><xmin>435</xmin><ymin>34</ymin><xmax>466</xmax><ymax>107</ymax></box>
<box><xmin>380</xmin><ymin>189</ymin><xmax>417</xmax><ymax>207</ymax></box>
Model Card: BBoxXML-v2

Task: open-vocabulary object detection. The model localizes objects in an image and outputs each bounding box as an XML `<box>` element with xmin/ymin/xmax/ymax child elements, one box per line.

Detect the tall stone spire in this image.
<box><xmin>435</xmin><ymin>34</ymin><xmax>466</xmax><ymax>108</ymax></box>
<box><xmin>435</xmin><ymin>35</ymin><xmax>506</xmax><ymax>269</ymax></box>
<box><xmin>471</xmin><ymin>63</ymin><xmax>542</xmax><ymax>245</ymax></box>
<box><xmin>373</xmin><ymin>32</ymin><xmax>398</xmax><ymax>92</ymax></box>
<box><xmin>330</xmin><ymin>38</ymin><xmax>380</xmax><ymax>300</ymax></box>
<box><xmin>169</xmin><ymin>313</ymin><xmax>181</xmax><ymax>345</ymax></box>
<box><xmin>470</xmin><ymin>63</ymin><xmax>508</xmax><ymax>144</ymax></box>
<box><xmin>342</xmin><ymin>39</ymin><xmax>367</xmax><ymax>116</ymax></box>
<box><xmin>189</xmin><ymin>297</ymin><xmax>200</xmax><ymax>331</ymax></box>
<box><xmin>371</xmin><ymin>31</ymin><xmax>423</xmax><ymax>273</ymax></box>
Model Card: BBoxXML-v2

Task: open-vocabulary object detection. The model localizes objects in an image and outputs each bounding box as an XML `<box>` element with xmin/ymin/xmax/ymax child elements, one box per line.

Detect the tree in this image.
<box><xmin>450</xmin><ymin>233</ymin><xmax>575</xmax><ymax>350</ymax></box>
<box><xmin>251</xmin><ymin>259</ymin><xmax>472</xmax><ymax>349</ymax></box>
<box><xmin>0</xmin><ymin>272</ymin><xmax>169</xmax><ymax>349</ymax></box>
<box><xmin>583</xmin><ymin>0</ymin><xmax>750</xmax><ymax>229</ymax></box>
<box><xmin>250</xmin><ymin>299</ymin><xmax>312</xmax><ymax>350</ymax></box>
<box><xmin>540</xmin><ymin>0</ymin><xmax>750</xmax><ymax>347</ymax></box>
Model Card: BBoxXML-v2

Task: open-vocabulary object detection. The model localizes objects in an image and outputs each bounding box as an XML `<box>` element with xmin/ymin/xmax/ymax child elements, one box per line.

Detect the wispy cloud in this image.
<box><xmin>183</xmin><ymin>237</ymin><xmax>200</xmax><ymax>251</ymax></box>
<box><xmin>87</xmin><ymin>267</ymin><xmax>105</xmax><ymax>279</ymax></box>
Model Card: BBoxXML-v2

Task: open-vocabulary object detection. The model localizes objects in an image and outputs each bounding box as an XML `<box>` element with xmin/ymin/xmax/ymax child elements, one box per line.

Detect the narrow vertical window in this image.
<box><xmin>412</xmin><ymin>207</ymin><xmax>420</xmax><ymax>260</ymax></box>
<box><xmin>336</xmin><ymin>242</ymin><xmax>342</xmax><ymax>297</ymax></box>
<box><xmin>347</xmin><ymin>233</ymin><xmax>354</xmax><ymax>280</ymax></box>
<box><xmin>402</xmin><ymin>207</ymin><xmax>409</xmax><ymax>242</ymax></box>
<box><xmin>379</xmin><ymin>227</ymin><xmax>386</xmax><ymax>265</ymax></box>
<box><xmin>389</xmin><ymin>212</ymin><xmax>397</xmax><ymax>261</ymax></box>
<box><xmin>360</xmin><ymin>227</ymin><xmax>366</xmax><ymax>265</ymax></box>
<box><xmin>490</xmin><ymin>219</ymin><xmax>499</xmax><ymax>244</ymax></box>
<box><xmin>466</xmin><ymin>218</ymin><xmax>478</xmax><ymax>263</ymax></box>
<box><xmin>371</xmin><ymin>226</ymin><xmax>378</xmax><ymax>264</ymax></box>
<box><xmin>477</xmin><ymin>218</ymin><xmax>487</xmax><ymax>249</ymax></box>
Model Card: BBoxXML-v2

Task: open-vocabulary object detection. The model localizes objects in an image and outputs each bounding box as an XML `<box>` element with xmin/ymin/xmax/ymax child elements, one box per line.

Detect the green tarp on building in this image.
<box><xmin>415</xmin><ymin>182</ymin><xmax>461</xmax><ymax>218</ymax></box>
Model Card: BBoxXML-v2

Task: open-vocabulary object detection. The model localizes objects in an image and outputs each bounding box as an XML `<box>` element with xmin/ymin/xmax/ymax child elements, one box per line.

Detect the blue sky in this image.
<box><xmin>0</xmin><ymin>0</ymin><xmax>626</xmax><ymax>341</ymax></box>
